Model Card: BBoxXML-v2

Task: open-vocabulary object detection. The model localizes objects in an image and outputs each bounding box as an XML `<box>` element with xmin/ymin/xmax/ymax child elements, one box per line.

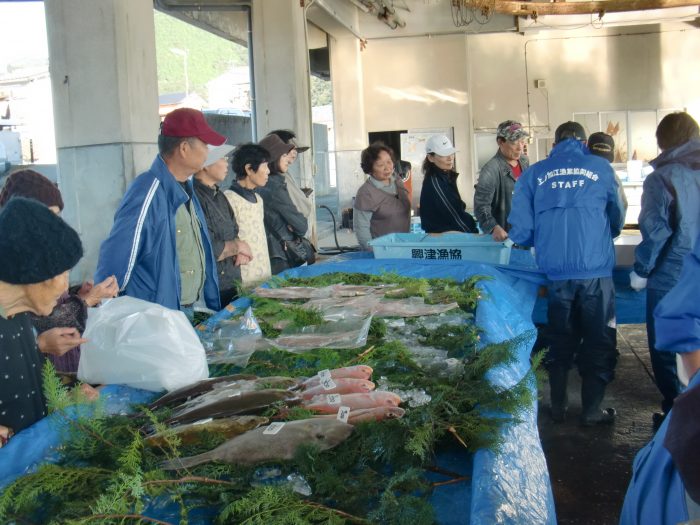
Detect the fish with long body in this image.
<box><xmin>301</xmin><ymin>378</ymin><xmax>375</xmax><ymax>400</ymax></box>
<box><xmin>167</xmin><ymin>389</ymin><xmax>301</xmax><ymax>425</ymax></box>
<box><xmin>314</xmin><ymin>406</ymin><xmax>405</xmax><ymax>424</ymax></box>
<box><xmin>303</xmin><ymin>391</ymin><xmax>402</xmax><ymax>413</ymax></box>
<box><xmin>374</xmin><ymin>298</ymin><xmax>460</xmax><ymax>318</ymax></box>
<box><xmin>148</xmin><ymin>374</ymin><xmax>258</xmax><ymax>409</ymax></box>
<box><xmin>302</xmin><ymin>365</ymin><xmax>373</xmax><ymax>388</ymax></box>
<box><xmin>144</xmin><ymin>415</ymin><xmax>268</xmax><ymax>448</ymax></box>
<box><xmin>181</xmin><ymin>376</ymin><xmax>302</xmax><ymax>411</ymax></box>
<box><xmin>160</xmin><ymin>418</ymin><xmax>353</xmax><ymax>470</ymax></box>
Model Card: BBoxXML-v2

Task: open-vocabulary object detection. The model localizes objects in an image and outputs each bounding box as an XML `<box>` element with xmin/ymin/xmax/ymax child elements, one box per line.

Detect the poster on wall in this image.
<box><xmin>400</xmin><ymin>127</ymin><xmax>454</xmax><ymax>210</ymax></box>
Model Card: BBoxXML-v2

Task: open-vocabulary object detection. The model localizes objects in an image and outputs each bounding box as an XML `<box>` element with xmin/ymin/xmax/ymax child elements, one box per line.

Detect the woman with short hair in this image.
<box><xmin>225</xmin><ymin>143</ymin><xmax>273</xmax><ymax>287</ymax></box>
<box><xmin>353</xmin><ymin>142</ymin><xmax>411</xmax><ymax>251</ymax></box>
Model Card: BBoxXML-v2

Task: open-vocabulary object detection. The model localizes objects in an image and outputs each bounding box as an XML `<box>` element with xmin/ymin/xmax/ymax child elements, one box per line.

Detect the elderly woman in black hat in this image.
<box><xmin>257</xmin><ymin>134</ymin><xmax>314</xmax><ymax>274</ymax></box>
<box><xmin>0</xmin><ymin>198</ymin><xmax>98</xmax><ymax>446</ymax></box>
<box><xmin>0</xmin><ymin>170</ymin><xmax>118</xmax><ymax>374</ymax></box>
<box><xmin>266</xmin><ymin>129</ymin><xmax>314</xmax><ymax>219</ymax></box>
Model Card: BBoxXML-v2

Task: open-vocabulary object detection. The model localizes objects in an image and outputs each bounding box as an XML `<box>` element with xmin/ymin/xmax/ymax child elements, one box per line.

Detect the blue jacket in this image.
<box><xmin>620</xmin><ymin>372</ymin><xmax>700</xmax><ymax>525</ymax></box>
<box><xmin>508</xmin><ymin>139</ymin><xmax>624</xmax><ymax>280</ymax></box>
<box><xmin>634</xmin><ymin>139</ymin><xmax>700</xmax><ymax>291</ymax></box>
<box><xmin>95</xmin><ymin>156</ymin><xmax>220</xmax><ymax>311</ymax></box>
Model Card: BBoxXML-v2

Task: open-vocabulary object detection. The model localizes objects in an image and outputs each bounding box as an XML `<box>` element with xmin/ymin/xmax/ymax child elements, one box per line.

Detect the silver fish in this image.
<box><xmin>167</xmin><ymin>389</ymin><xmax>300</xmax><ymax>426</ymax></box>
<box><xmin>148</xmin><ymin>374</ymin><xmax>258</xmax><ymax>409</ymax></box>
<box><xmin>161</xmin><ymin>418</ymin><xmax>353</xmax><ymax>469</ymax></box>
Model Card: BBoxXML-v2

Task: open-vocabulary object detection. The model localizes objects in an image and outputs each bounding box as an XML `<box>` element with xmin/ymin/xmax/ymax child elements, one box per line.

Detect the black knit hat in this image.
<box><xmin>0</xmin><ymin>169</ymin><xmax>64</xmax><ymax>211</ymax></box>
<box><xmin>0</xmin><ymin>197</ymin><xmax>83</xmax><ymax>284</ymax></box>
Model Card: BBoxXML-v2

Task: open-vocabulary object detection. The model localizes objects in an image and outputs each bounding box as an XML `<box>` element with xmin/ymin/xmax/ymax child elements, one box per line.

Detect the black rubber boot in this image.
<box><xmin>548</xmin><ymin>368</ymin><xmax>569</xmax><ymax>423</ymax></box>
<box><xmin>580</xmin><ymin>376</ymin><xmax>616</xmax><ymax>427</ymax></box>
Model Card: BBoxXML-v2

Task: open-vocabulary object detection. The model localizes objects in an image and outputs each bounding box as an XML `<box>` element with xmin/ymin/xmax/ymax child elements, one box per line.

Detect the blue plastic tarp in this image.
<box><xmin>0</xmin><ymin>257</ymin><xmax>556</xmax><ymax>524</ymax></box>
<box><xmin>278</xmin><ymin>258</ymin><xmax>556</xmax><ymax>525</ymax></box>
<box><xmin>0</xmin><ymin>385</ymin><xmax>157</xmax><ymax>489</ymax></box>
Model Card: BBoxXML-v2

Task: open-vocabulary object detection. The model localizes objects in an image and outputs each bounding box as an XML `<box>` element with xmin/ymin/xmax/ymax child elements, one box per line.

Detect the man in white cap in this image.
<box><xmin>193</xmin><ymin>144</ymin><xmax>253</xmax><ymax>306</ymax></box>
<box><xmin>96</xmin><ymin>108</ymin><xmax>225</xmax><ymax>314</ymax></box>
<box><xmin>473</xmin><ymin>120</ymin><xmax>530</xmax><ymax>241</ymax></box>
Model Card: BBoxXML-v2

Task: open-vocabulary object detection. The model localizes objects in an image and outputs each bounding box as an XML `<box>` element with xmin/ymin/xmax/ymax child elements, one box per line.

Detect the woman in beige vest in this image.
<box><xmin>224</xmin><ymin>144</ymin><xmax>272</xmax><ymax>287</ymax></box>
<box><xmin>353</xmin><ymin>142</ymin><xmax>411</xmax><ymax>250</ymax></box>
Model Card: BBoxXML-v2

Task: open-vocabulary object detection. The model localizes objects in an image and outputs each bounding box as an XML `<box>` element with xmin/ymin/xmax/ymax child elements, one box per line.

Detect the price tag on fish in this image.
<box><xmin>327</xmin><ymin>394</ymin><xmax>341</xmax><ymax>405</ymax></box>
<box><xmin>321</xmin><ymin>377</ymin><xmax>336</xmax><ymax>391</ymax></box>
<box><xmin>336</xmin><ymin>406</ymin><xmax>351</xmax><ymax>423</ymax></box>
<box><xmin>263</xmin><ymin>422</ymin><xmax>285</xmax><ymax>435</ymax></box>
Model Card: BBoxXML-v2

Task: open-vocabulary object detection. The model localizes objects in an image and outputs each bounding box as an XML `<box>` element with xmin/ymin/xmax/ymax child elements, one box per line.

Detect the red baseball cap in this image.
<box><xmin>161</xmin><ymin>108</ymin><xmax>226</xmax><ymax>146</ymax></box>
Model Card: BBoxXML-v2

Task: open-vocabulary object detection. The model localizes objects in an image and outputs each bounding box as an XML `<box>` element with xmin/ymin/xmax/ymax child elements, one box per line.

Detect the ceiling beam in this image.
<box><xmin>461</xmin><ymin>0</ymin><xmax>700</xmax><ymax>17</ymax></box>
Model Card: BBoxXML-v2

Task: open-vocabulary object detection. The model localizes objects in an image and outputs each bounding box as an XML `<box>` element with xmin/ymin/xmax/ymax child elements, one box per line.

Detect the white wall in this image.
<box><xmin>331</xmin><ymin>21</ymin><xmax>700</xmax><ymax>210</ymax></box>
<box><xmin>360</xmin><ymin>34</ymin><xmax>475</xmax><ymax>206</ymax></box>
<box><xmin>468</xmin><ymin>23</ymin><xmax>700</xmax><ymax>138</ymax></box>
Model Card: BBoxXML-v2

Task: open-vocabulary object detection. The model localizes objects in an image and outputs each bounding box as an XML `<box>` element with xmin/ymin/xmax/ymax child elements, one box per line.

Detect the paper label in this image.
<box><xmin>336</xmin><ymin>406</ymin><xmax>350</xmax><ymax>423</ymax></box>
<box><xmin>318</xmin><ymin>369</ymin><xmax>332</xmax><ymax>381</ymax></box>
<box><xmin>321</xmin><ymin>377</ymin><xmax>337</xmax><ymax>391</ymax></box>
<box><xmin>263</xmin><ymin>422</ymin><xmax>285</xmax><ymax>435</ymax></box>
<box><xmin>327</xmin><ymin>394</ymin><xmax>341</xmax><ymax>405</ymax></box>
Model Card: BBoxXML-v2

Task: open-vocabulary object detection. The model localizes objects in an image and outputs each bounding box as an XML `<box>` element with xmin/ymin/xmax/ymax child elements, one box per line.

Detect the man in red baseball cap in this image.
<box><xmin>95</xmin><ymin>108</ymin><xmax>227</xmax><ymax>314</ymax></box>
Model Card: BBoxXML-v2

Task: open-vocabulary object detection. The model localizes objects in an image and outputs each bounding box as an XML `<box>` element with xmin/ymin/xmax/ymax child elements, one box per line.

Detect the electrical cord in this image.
<box><xmin>316</xmin><ymin>205</ymin><xmax>362</xmax><ymax>255</ymax></box>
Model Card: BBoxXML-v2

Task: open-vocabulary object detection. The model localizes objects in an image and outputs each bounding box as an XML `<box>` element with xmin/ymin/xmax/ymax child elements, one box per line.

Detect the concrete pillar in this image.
<box><xmin>328</xmin><ymin>35</ymin><xmax>367</xmax><ymax>211</ymax></box>
<box><xmin>250</xmin><ymin>0</ymin><xmax>317</xmax><ymax>240</ymax></box>
<box><xmin>44</xmin><ymin>0</ymin><xmax>160</xmax><ymax>280</ymax></box>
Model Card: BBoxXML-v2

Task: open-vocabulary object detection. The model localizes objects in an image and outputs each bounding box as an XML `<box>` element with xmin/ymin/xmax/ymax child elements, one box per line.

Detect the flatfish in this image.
<box><xmin>161</xmin><ymin>418</ymin><xmax>353</xmax><ymax>470</ymax></box>
<box><xmin>144</xmin><ymin>415</ymin><xmax>268</xmax><ymax>448</ymax></box>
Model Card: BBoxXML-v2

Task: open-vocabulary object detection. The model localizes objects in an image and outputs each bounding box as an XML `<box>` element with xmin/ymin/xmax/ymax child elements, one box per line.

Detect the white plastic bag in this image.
<box><xmin>78</xmin><ymin>296</ymin><xmax>208</xmax><ymax>392</ymax></box>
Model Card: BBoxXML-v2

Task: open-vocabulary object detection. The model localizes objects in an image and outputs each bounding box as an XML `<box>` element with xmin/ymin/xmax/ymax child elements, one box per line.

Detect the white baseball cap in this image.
<box><xmin>205</xmin><ymin>143</ymin><xmax>234</xmax><ymax>167</ymax></box>
<box><xmin>425</xmin><ymin>134</ymin><xmax>456</xmax><ymax>156</ymax></box>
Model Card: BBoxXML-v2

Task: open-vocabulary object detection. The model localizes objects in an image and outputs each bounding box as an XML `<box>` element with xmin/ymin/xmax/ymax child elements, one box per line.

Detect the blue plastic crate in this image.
<box><xmin>369</xmin><ymin>232</ymin><xmax>512</xmax><ymax>265</ymax></box>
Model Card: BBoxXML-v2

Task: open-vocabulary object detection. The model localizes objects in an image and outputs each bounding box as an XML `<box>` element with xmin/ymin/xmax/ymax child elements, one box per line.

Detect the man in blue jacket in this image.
<box><xmin>620</xmin><ymin>235</ymin><xmax>700</xmax><ymax>525</ymax></box>
<box><xmin>95</xmin><ymin>108</ymin><xmax>224</xmax><ymax>314</ymax></box>
<box><xmin>629</xmin><ymin>112</ymin><xmax>700</xmax><ymax>426</ymax></box>
<box><xmin>508</xmin><ymin>121</ymin><xmax>624</xmax><ymax>426</ymax></box>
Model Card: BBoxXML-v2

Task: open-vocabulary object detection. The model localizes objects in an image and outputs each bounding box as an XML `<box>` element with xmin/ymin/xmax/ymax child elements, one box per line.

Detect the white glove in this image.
<box><xmin>629</xmin><ymin>271</ymin><xmax>648</xmax><ymax>292</ymax></box>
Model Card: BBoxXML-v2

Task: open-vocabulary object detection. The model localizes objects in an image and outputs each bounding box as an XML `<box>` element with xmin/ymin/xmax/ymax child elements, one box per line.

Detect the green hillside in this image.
<box><xmin>154</xmin><ymin>11</ymin><xmax>248</xmax><ymax>96</ymax></box>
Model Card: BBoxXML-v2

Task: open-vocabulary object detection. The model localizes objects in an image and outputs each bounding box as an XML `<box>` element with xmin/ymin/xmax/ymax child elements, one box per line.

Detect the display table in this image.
<box><xmin>0</xmin><ymin>257</ymin><xmax>556</xmax><ymax>524</ymax></box>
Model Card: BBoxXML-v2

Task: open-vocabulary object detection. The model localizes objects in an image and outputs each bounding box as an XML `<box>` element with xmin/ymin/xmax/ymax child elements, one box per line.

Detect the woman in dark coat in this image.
<box><xmin>257</xmin><ymin>134</ymin><xmax>311</xmax><ymax>274</ymax></box>
<box><xmin>419</xmin><ymin>134</ymin><xmax>478</xmax><ymax>234</ymax></box>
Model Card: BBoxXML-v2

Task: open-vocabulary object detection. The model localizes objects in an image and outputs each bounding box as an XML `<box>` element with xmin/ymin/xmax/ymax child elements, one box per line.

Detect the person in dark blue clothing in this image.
<box><xmin>620</xmin><ymin>234</ymin><xmax>700</xmax><ymax>525</ymax></box>
<box><xmin>508</xmin><ymin>121</ymin><xmax>624</xmax><ymax>426</ymax></box>
<box><xmin>629</xmin><ymin>112</ymin><xmax>700</xmax><ymax>425</ymax></box>
<box><xmin>419</xmin><ymin>134</ymin><xmax>478</xmax><ymax>234</ymax></box>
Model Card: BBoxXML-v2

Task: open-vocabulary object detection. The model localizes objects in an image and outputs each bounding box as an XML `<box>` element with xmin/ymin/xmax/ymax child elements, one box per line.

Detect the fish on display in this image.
<box><xmin>302</xmin><ymin>365</ymin><xmax>373</xmax><ymax>387</ymax></box>
<box><xmin>161</xmin><ymin>418</ymin><xmax>354</xmax><ymax>470</ymax></box>
<box><xmin>167</xmin><ymin>389</ymin><xmax>301</xmax><ymax>426</ymax></box>
<box><xmin>315</xmin><ymin>406</ymin><xmax>405</xmax><ymax>424</ymax></box>
<box><xmin>374</xmin><ymin>298</ymin><xmax>459</xmax><ymax>318</ymax></box>
<box><xmin>181</xmin><ymin>376</ymin><xmax>303</xmax><ymax>412</ymax></box>
<box><xmin>144</xmin><ymin>415</ymin><xmax>269</xmax><ymax>448</ymax></box>
<box><xmin>148</xmin><ymin>374</ymin><xmax>258</xmax><ymax>410</ymax></box>
<box><xmin>301</xmin><ymin>378</ymin><xmax>375</xmax><ymax>400</ymax></box>
<box><xmin>304</xmin><ymin>391</ymin><xmax>402</xmax><ymax>413</ymax></box>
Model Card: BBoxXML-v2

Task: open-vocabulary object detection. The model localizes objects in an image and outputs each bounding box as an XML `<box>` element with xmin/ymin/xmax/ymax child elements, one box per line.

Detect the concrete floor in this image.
<box><xmin>538</xmin><ymin>323</ymin><xmax>660</xmax><ymax>525</ymax></box>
